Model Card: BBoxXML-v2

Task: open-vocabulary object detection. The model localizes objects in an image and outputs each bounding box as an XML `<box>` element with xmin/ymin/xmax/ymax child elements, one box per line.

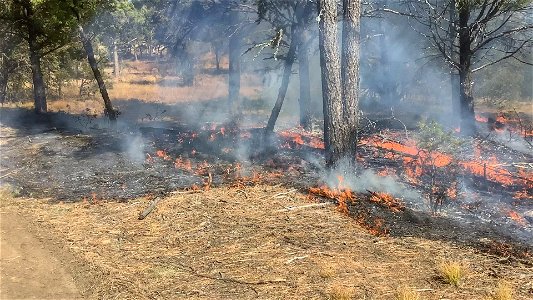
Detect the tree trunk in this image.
<box><xmin>28</xmin><ymin>34</ymin><xmax>47</xmax><ymax>113</ymax></box>
<box><xmin>318</xmin><ymin>0</ymin><xmax>343</xmax><ymax>167</ymax></box>
<box><xmin>0</xmin><ymin>63</ymin><xmax>9</xmax><ymax>104</ymax></box>
<box><xmin>298</xmin><ymin>33</ymin><xmax>312</xmax><ymax>130</ymax></box>
<box><xmin>113</xmin><ymin>40</ymin><xmax>120</xmax><ymax>78</ymax></box>
<box><xmin>228</xmin><ymin>10</ymin><xmax>242</xmax><ymax>117</ymax></box>
<box><xmin>340</xmin><ymin>0</ymin><xmax>361</xmax><ymax>165</ymax></box>
<box><xmin>376</xmin><ymin>0</ymin><xmax>395</xmax><ymax>105</ymax></box>
<box><xmin>213</xmin><ymin>42</ymin><xmax>222</xmax><ymax>72</ymax></box>
<box><xmin>296</xmin><ymin>4</ymin><xmax>312</xmax><ymax>130</ymax></box>
<box><xmin>23</xmin><ymin>0</ymin><xmax>47</xmax><ymax>113</ymax></box>
<box><xmin>448</xmin><ymin>3</ymin><xmax>460</xmax><ymax>125</ymax></box>
<box><xmin>458</xmin><ymin>8</ymin><xmax>475</xmax><ymax>135</ymax></box>
<box><xmin>265</xmin><ymin>26</ymin><xmax>298</xmax><ymax>134</ymax></box>
<box><xmin>181</xmin><ymin>51</ymin><xmax>195</xmax><ymax>86</ymax></box>
<box><xmin>133</xmin><ymin>45</ymin><xmax>138</xmax><ymax>61</ymax></box>
<box><xmin>78</xmin><ymin>24</ymin><xmax>117</xmax><ymax>122</ymax></box>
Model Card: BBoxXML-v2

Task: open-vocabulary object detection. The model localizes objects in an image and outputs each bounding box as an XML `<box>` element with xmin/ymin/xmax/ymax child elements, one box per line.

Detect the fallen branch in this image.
<box><xmin>170</xmin><ymin>190</ymin><xmax>204</xmax><ymax>195</ymax></box>
<box><xmin>0</xmin><ymin>169</ymin><xmax>19</xmax><ymax>179</ymax></box>
<box><xmin>138</xmin><ymin>197</ymin><xmax>162</xmax><ymax>220</ymax></box>
<box><xmin>276</xmin><ymin>202</ymin><xmax>333</xmax><ymax>212</ymax></box>
<box><xmin>285</xmin><ymin>255</ymin><xmax>308</xmax><ymax>264</ymax></box>
<box><xmin>175</xmin><ymin>262</ymin><xmax>287</xmax><ymax>285</ymax></box>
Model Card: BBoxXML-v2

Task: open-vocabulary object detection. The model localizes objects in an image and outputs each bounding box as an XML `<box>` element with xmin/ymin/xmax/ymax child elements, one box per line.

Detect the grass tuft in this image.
<box><xmin>489</xmin><ymin>281</ymin><xmax>513</xmax><ymax>300</ymax></box>
<box><xmin>319</xmin><ymin>264</ymin><xmax>336</xmax><ymax>279</ymax></box>
<box><xmin>438</xmin><ymin>261</ymin><xmax>465</xmax><ymax>286</ymax></box>
<box><xmin>328</xmin><ymin>284</ymin><xmax>355</xmax><ymax>300</ymax></box>
<box><xmin>396</xmin><ymin>285</ymin><xmax>420</xmax><ymax>300</ymax></box>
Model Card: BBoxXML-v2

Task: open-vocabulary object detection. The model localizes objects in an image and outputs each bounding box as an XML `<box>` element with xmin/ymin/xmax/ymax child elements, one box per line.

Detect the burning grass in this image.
<box><xmin>2</xmin><ymin>184</ymin><xmax>532</xmax><ymax>299</ymax></box>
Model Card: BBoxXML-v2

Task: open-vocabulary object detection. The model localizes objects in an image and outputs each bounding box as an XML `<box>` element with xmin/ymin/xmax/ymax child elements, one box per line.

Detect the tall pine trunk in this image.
<box><xmin>0</xmin><ymin>63</ymin><xmax>10</xmax><ymax>104</ymax></box>
<box><xmin>228</xmin><ymin>10</ymin><xmax>241</xmax><ymax>117</ymax></box>
<box><xmin>297</xmin><ymin>33</ymin><xmax>312</xmax><ymax>130</ymax></box>
<box><xmin>265</xmin><ymin>26</ymin><xmax>298</xmax><ymax>134</ymax></box>
<box><xmin>23</xmin><ymin>0</ymin><xmax>47</xmax><ymax>113</ymax></box>
<box><xmin>376</xmin><ymin>0</ymin><xmax>395</xmax><ymax>105</ymax></box>
<box><xmin>448</xmin><ymin>3</ymin><xmax>460</xmax><ymax>124</ymax></box>
<box><xmin>296</xmin><ymin>4</ymin><xmax>312</xmax><ymax>130</ymax></box>
<box><xmin>113</xmin><ymin>40</ymin><xmax>120</xmax><ymax>78</ymax></box>
<box><xmin>340</xmin><ymin>0</ymin><xmax>361</xmax><ymax>166</ymax></box>
<box><xmin>78</xmin><ymin>24</ymin><xmax>117</xmax><ymax>122</ymax></box>
<box><xmin>318</xmin><ymin>0</ymin><xmax>343</xmax><ymax>167</ymax></box>
<box><xmin>458</xmin><ymin>8</ymin><xmax>475</xmax><ymax>135</ymax></box>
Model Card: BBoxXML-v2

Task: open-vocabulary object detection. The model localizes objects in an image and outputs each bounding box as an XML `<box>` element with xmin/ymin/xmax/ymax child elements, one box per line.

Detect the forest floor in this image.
<box><xmin>1</xmin><ymin>184</ymin><xmax>532</xmax><ymax>300</ymax></box>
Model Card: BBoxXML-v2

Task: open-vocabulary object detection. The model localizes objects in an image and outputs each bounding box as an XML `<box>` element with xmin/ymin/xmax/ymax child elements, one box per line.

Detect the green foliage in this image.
<box><xmin>475</xmin><ymin>60</ymin><xmax>531</xmax><ymax>101</ymax></box>
<box><xmin>415</xmin><ymin>120</ymin><xmax>464</xmax><ymax>212</ymax></box>
<box><xmin>417</xmin><ymin>120</ymin><xmax>463</xmax><ymax>156</ymax></box>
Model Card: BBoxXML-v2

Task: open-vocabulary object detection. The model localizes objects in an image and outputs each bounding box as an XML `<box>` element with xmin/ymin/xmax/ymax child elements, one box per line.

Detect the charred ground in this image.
<box><xmin>1</xmin><ymin>100</ymin><xmax>532</xmax><ymax>265</ymax></box>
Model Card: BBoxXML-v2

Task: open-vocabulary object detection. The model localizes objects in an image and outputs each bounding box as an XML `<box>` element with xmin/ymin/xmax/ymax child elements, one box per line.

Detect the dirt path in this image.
<box><xmin>0</xmin><ymin>205</ymin><xmax>81</xmax><ymax>299</ymax></box>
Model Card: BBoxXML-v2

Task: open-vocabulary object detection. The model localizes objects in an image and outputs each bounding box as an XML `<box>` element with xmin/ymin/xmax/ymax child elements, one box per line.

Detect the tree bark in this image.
<box><xmin>23</xmin><ymin>0</ymin><xmax>47</xmax><ymax>113</ymax></box>
<box><xmin>0</xmin><ymin>76</ymin><xmax>7</xmax><ymax>104</ymax></box>
<box><xmin>318</xmin><ymin>0</ymin><xmax>343</xmax><ymax>167</ymax></box>
<box><xmin>0</xmin><ymin>62</ymin><xmax>10</xmax><ymax>104</ymax></box>
<box><xmin>448</xmin><ymin>3</ymin><xmax>460</xmax><ymax>125</ymax></box>
<box><xmin>340</xmin><ymin>0</ymin><xmax>361</xmax><ymax>165</ymax></box>
<box><xmin>113</xmin><ymin>40</ymin><xmax>120</xmax><ymax>78</ymax></box>
<box><xmin>297</xmin><ymin>33</ymin><xmax>312</xmax><ymax>130</ymax></box>
<box><xmin>376</xmin><ymin>0</ymin><xmax>395</xmax><ymax>105</ymax></box>
<box><xmin>296</xmin><ymin>4</ymin><xmax>312</xmax><ymax>130</ymax></box>
<box><xmin>212</xmin><ymin>42</ymin><xmax>222</xmax><ymax>72</ymax></box>
<box><xmin>228</xmin><ymin>10</ymin><xmax>242</xmax><ymax>117</ymax></box>
<box><xmin>458</xmin><ymin>8</ymin><xmax>475</xmax><ymax>135</ymax></box>
<box><xmin>78</xmin><ymin>24</ymin><xmax>117</xmax><ymax>122</ymax></box>
<box><xmin>265</xmin><ymin>26</ymin><xmax>298</xmax><ymax>134</ymax></box>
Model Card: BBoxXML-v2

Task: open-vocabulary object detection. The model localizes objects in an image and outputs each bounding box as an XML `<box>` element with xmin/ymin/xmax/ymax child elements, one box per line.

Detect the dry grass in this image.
<box><xmin>489</xmin><ymin>281</ymin><xmax>514</xmax><ymax>300</ymax></box>
<box><xmin>319</xmin><ymin>264</ymin><xmax>337</xmax><ymax>278</ymax></box>
<box><xmin>328</xmin><ymin>284</ymin><xmax>355</xmax><ymax>300</ymax></box>
<box><xmin>1</xmin><ymin>184</ymin><xmax>532</xmax><ymax>299</ymax></box>
<box><xmin>2</xmin><ymin>60</ymin><xmax>262</xmax><ymax>115</ymax></box>
<box><xmin>396</xmin><ymin>286</ymin><xmax>421</xmax><ymax>300</ymax></box>
<box><xmin>439</xmin><ymin>261</ymin><xmax>465</xmax><ymax>287</ymax></box>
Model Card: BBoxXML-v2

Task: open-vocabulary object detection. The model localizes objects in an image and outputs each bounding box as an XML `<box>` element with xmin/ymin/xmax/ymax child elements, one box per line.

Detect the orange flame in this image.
<box><xmin>156</xmin><ymin>150</ymin><xmax>172</xmax><ymax>161</ymax></box>
<box><xmin>279</xmin><ymin>129</ymin><xmax>325</xmax><ymax>149</ymax></box>
<box><xmin>368</xmin><ymin>191</ymin><xmax>405</xmax><ymax>212</ymax></box>
<box><xmin>476</xmin><ymin>115</ymin><xmax>488</xmax><ymax>122</ymax></box>
<box><xmin>513</xmin><ymin>190</ymin><xmax>532</xmax><ymax>200</ymax></box>
<box><xmin>507</xmin><ymin>210</ymin><xmax>527</xmax><ymax>226</ymax></box>
<box><xmin>309</xmin><ymin>176</ymin><xmax>355</xmax><ymax>214</ymax></box>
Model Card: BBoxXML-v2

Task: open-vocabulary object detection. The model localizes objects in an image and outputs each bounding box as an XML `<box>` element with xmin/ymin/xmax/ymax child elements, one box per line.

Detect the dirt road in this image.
<box><xmin>0</xmin><ymin>205</ymin><xmax>81</xmax><ymax>299</ymax></box>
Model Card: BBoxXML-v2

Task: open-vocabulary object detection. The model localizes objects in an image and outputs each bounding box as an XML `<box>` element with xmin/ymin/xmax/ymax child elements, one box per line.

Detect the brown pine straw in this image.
<box><xmin>1</xmin><ymin>184</ymin><xmax>532</xmax><ymax>299</ymax></box>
